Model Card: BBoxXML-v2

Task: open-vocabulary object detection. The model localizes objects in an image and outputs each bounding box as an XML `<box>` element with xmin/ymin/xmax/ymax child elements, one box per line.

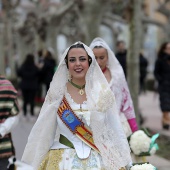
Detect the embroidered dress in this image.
<box><xmin>38</xmin><ymin>90</ymin><xmax>106</xmax><ymax>170</ymax></box>
<box><xmin>22</xmin><ymin>42</ymin><xmax>131</xmax><ymax>170</ymax></box>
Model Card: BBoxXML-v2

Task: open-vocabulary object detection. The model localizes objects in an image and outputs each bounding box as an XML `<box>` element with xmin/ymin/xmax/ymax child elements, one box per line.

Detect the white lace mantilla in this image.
<box><xmin>90</xmin><ymin>37</ymin><xmax>136</xmax><ymax>120</ymax></box>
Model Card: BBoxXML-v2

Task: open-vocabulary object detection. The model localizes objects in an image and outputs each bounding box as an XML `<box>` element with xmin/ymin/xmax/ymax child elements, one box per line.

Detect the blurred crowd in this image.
<box><xmin>15</xmin><ymin>48</ymin><xmax>56</xmax><ymax>119</ymax></box>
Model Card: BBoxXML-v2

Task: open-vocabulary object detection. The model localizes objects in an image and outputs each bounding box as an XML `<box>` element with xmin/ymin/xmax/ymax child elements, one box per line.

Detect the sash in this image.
<box><xmin>57</xmin><ymin>96</ymin><xmax>99</xmax><ymax>153</ymax></box>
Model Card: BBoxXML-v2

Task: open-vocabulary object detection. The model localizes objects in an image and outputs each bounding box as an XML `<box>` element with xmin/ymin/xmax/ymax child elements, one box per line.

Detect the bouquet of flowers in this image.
<box><xmin>130</xmin><ymin>163</ymin><xmax>157</xmax><ymax>170</ymax></box>
<box><xmin>128</xmin><ymin>129</ymin><xmax>159</xmax><ymax>156</ymax></box>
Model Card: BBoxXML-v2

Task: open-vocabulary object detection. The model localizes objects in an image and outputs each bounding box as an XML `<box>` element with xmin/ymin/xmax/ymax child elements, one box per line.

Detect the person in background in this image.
<box><xmin>90</xmin><ymin>37</ymin><xmax>138</xmax><ymax>137</ymax></box>
<box><xmin>36</xmin><ymin>49</ymin><xmax>45</xmax><ymax>104</ymax></box>
<box><xmin>41</xmin><ymin>49</ymin><xmax>56</xmax><ymax>92</ymax></box>
<box><xmin>22</xmin><ymin>42</ymin><xmax>132</xmax><ymax>170</ymax></box>
<box><xmin>154</xmin><ymin>42</ymin><xmax>170</xmax><ymax>130</ymax></box>
<box><xmin>139</xmin><ymin>52</ymin><xmax>148</xmax><ymax>94</ymax></box>
<box><xmin>0</xmin><ymin>74</ymin><xmax>19</xmax><ymax>170</ymax></box>
<box><xmin>115</xmin><ymin>40</ymin><xmax>127</xmax><ymax>78</ymax></box>
<box><xmin>37</xmin><ymin>49</ymin><xmax>44</xmax><ymax>68</ymax></box>
<box><xmin>17</xmin><ymin>53</ymin><xmax>39</xmax><ymax>118</ymax></box>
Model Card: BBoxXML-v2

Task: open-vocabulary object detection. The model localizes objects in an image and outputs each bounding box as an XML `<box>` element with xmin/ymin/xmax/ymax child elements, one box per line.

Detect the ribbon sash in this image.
<box><xmin>57</xmin><ymin>97</ymin><xmax>99</xmax><ymax>153</ymax></box>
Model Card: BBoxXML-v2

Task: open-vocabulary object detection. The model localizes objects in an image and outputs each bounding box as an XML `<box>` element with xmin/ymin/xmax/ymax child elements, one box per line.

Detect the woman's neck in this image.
<box><xmin>71</xmin><ymin>78</ymin><xmax>86</xmax><ymax>86</ymax></box>
<box><xmin>102</xmin><ymin>66</ymin><xmax>107</xmax><ymax>73</ymax></box>
<box><xmin>102</xmin><ymin>68</ymin><xmax>112</xmax><ymax>83</ymax></box>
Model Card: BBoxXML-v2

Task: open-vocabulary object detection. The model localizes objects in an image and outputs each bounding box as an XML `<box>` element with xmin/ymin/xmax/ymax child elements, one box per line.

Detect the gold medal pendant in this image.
<box><xmin>68</xmin><ymin>80</ymin><xmax>85</xmax><ymax>96</ymax></box>
<box><xmin>79</xmin><ymin>89</ymin><xmax>84</xmax><ymax>95</ymax></box>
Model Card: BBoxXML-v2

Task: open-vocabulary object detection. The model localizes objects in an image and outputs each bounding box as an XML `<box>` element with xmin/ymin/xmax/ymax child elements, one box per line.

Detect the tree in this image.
<box><xmin>16</xmin><ymin>0</ymin><xmax>74</xmax><ymax>64</ymax></box>
<box><xmin>127</xmin><ymin>0</ymin><xmax>143</xmax><ymax>126</ymax></box>
<box><xmin>0</xmin><ymin>0</ymin><xmax>21</xmax><ymax>77</ymax></box>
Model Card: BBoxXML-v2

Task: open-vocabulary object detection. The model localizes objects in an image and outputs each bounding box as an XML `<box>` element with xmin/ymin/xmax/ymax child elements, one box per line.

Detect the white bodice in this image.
<box><xmin>50</xmin><ymin>89</ymin><xmax>92</xmax><ymax>159</ymax></box>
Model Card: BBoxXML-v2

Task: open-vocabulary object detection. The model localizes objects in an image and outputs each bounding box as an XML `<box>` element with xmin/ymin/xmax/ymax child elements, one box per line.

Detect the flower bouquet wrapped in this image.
<box><xmin>128</xmin><ymin>129</ymin><xmax>159</xmax><ymax>156</ymax></box>
<box><xmin>130</xmin><ymin>163</ymin><xmax>157</xmax><ymax>170</ymax></box>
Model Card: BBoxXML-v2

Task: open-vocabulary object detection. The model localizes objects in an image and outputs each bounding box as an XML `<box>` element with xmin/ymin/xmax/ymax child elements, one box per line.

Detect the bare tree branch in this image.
<box><xmin>12</xmin><ymin>0</ymin><xmax>21</xmax><ymax>8</ymax></box>
<box><xmin>157</xmin><ymin>6</ymin><xmax>170</xmax><ymax>17</ymax></box>
<box><xmin>165</xmin><ymin>0</ymin><xmax>170</xmax><ymax>3</ymax></box>
<box><xmin>104</xmin><ymin>12</ymin><xmax>127</xmax><ymax>24</ymax></box>
<box><xmin>157</xmin><ymin>0</ymin><xmax>162</xmax><ymax>5</ymax></box>
<box><xmin>102</xmin><ymin>18</ymin><xmax>120</xmax><ymax>35</ymax></box>
<box><xmin>54</xmin><ymin>0</ymin><xmax>75</xmax><ymax>17</ymax></box>
<box><xmin>1</xmin><ymin>0</ymin><xmax>21</xmax><ymax>10</ymax></box>
<box><xmin>157</xmin><ymin>0</ymin><xmax>170</xmax><ymax>17</ymax></box>
<box><xmin>142</xmin><ymin>16</ymin><xmax>166</xmax><ymax>29</ymax></box>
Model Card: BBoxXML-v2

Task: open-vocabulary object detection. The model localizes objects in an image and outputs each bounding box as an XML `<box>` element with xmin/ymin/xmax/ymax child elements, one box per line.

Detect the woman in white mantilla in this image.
<box><xmin>22</xmin><ymin>42</ymin><xmax>132</xmax><ymax>170</ymax></box>
<box><xmin>90</xmin><ymin>37</ymin><xmax>138</xmax><ymax>137</ymax></box>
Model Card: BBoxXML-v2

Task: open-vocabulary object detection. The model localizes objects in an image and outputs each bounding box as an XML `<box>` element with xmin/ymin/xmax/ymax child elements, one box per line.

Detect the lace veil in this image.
<box><xmin>22</xmin><ymin>41</ymin><xmax>131</xmax><ymax>170</ymax></box>
<box><xmin>89</xmin><ymin>37</ymin><xmax>136</xmax><ymax>120</ymax></box>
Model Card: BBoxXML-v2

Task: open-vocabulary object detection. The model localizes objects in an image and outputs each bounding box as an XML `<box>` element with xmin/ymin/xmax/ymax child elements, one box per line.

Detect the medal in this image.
<box><xmin>68</xmin><ymin>80</ymin><xmax>85</xmax><ymax>95</ymax></box>
<box><xmin>79</xmin><ymin>89</ymin><xmax>84</xmax><ymax>95</ymax></box>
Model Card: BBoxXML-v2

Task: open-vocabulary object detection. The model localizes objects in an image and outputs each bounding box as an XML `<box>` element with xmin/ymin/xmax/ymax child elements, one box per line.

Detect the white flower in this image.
<box><xmin>129</xmin><ymin>130</ymin><xmax>151</xmax><ymax>155</ymax></box>
<box><xmin>131</xmin><ymin>163</ymin><xmax>155</xmax><ymax>170</ymax></box>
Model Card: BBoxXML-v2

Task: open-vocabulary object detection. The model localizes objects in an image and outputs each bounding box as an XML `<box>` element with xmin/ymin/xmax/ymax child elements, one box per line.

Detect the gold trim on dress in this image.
<box><xmin>38</xmin><ymin>149</ymin><xmax>64</xmax><ymax>170</ymax></box>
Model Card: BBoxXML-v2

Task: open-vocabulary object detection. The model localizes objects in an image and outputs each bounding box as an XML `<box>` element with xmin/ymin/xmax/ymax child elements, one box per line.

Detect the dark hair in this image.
<box><xmin>158</xmin><ymin>42</ymin><xmax>169</xmax><ymax>58</ymax></box>
<box><xmin>38</xmin><ymin>49</ymin><xmax>43</xmax><ymax>57</ymax></box>
<box><xmin>23</xmin><ymin>54</ymin><xmax>35</xmax><ymax>65</ymax></box>
<box><xmin>94</xmin><ymin>45</ymin><xmax>104</xmax><ymax>49</ymax></box>
<box><xmin>65</xmin><ymin>43</ymin><xmax>92</xmax><ymax>68</ymax></box>
<box><xmin>44</xmin><ymin>50</ymin><xmax>53</xmax><ymax>59</ymax></box>
<box><xmin>116</xmin><ymin>40</ymin><xmax>125</xmax><ymax>47</ymax></box>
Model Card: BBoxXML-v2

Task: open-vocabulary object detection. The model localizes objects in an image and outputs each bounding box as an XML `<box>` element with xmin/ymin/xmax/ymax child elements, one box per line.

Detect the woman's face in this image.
<box><xmin>164</xmin><ymin>43</ymin><xmax>170</xmax><ymax>55</ymax></box>
<box><xmin>67</xmin><ymin>48</ymin><xmax>89</xmax><ymax>81</ymax></box>
<box><xmin>93</xmin><ymin>48</ymin><xmax>108</xmax><ymax>70</ymax></box>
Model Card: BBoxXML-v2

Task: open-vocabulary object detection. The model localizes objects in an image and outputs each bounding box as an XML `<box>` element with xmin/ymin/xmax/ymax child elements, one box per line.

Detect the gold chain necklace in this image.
<box><xmin>68</xmin><ymin>80</ymin><xmax>85</xmax><ymax>95</ymax></box>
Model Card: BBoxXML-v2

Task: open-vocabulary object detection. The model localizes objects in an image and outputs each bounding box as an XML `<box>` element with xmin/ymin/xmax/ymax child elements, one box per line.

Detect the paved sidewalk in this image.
<box><xmin>139</xmin><ymin>91</ymin><xmax>170</xmax><ymax>170</ymax></box>
<box><xmin>139</xmin><ymin>91</ymin><xmax>170</xmax><ymax>137</ymax></box>
<box><xmin>11</xmin><ymin>91</ymin><xmax>170</xmax><ymax>169</ymax></box>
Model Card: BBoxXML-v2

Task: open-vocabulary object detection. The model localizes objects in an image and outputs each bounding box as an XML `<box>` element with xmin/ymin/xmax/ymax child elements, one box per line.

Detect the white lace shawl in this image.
<box><xmin>89</xmin><ymin>37</ymin><xmax>136</xmax><ymax>120</ymax></box>
<box><xmin>21</xmin><ymin>41</ymin><xmax>131</xmax><ymax>170</ymax></box>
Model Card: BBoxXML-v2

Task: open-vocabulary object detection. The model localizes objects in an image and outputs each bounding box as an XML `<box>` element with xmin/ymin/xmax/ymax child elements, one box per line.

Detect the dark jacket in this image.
<box><xmin>116</xmin><ymin>50</ymin><xmax>127</xmax><ymax>77</ymax></box>
<box><xmin>41</xmin><ymin>58</ymin><xmax>56</xmax><ymax>85</ymax></box>
<box><xmin>17</xmin><ymin>64</ymin><xmax>39</xmax><ymax>90</ymax></box>
<box><xmin>139</xmin><ymin>54</ymin><xmax>148</xmax><ymax>80</ymax></box>
<box><xmin>154</xmin><ymin>53</ymin><xmax>170</xmax><ymax>111</ymax></box>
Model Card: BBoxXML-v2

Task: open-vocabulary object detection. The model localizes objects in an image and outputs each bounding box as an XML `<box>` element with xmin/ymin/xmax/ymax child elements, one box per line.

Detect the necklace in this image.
<box><xmin>102</xmin><ymin>67</ymin><xmax>107</xmax><ymax>73</ymax></box>
<box><xmin>68</xmin><ymin>80</ymin><xmax>85</xmax><ymax>95</ymax></box>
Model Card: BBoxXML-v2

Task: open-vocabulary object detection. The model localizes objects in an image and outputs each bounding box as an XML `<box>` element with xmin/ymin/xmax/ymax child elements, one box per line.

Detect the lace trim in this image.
<box><xmin>65</xmin><ymin>87</ymin><xmax>90</xmax><ymax>126</ymax></box>
<box><xmin>65</xmin><ymin>87</ymin><xmax>87</xmax><ymax>105</ymax></box>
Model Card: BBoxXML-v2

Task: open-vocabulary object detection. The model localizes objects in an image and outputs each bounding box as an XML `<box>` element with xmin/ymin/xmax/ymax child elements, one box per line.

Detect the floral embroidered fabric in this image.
<box><xmin>38</xmin><ymin>149</ymin><xmax>105</xmax><ymax>170</ymax></box>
